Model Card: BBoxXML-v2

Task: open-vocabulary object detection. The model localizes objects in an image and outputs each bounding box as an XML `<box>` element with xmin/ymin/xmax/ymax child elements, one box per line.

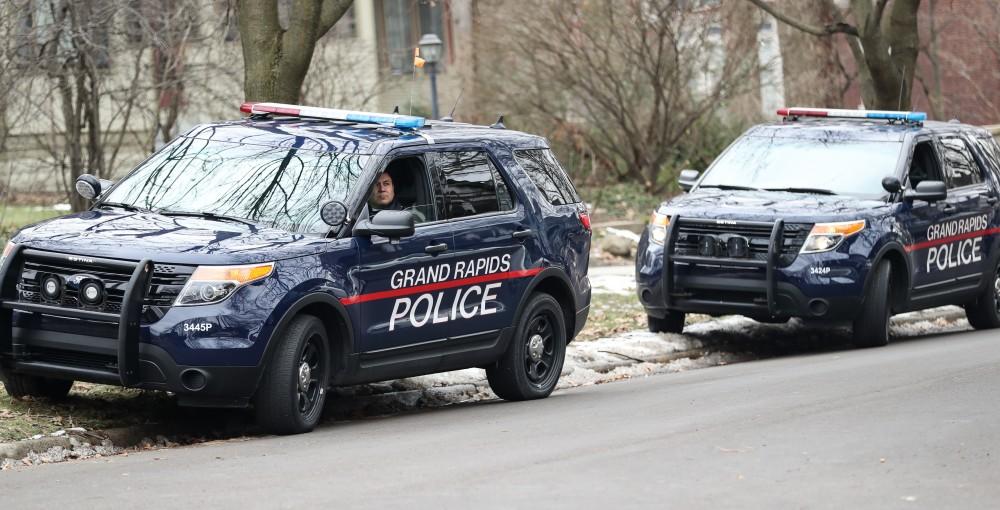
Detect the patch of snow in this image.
<box><xmin>604</xmin><ymin>227</ymin><xmax>641</xmax><ymax>244</ymax></box>
<box><xmin>589</xmin><ymin>265</ymin><xmax>636</xmax><ymax>295</ymax></box>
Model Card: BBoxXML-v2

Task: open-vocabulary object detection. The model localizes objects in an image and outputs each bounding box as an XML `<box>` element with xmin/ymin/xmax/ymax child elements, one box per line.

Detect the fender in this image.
<box><xmin>862</xmin><ymin>239</ymin><xmax>912</xmax><ymax>308</ymax></box>
<box><xmin>511</xmin><ymin>266</ymin><xmax>578</xmax><ymax>341</ymax></box>
<box><xmin>249</xmin><ymin>291</ymin><xmax>355</xmax><ymax>393</ymax></box>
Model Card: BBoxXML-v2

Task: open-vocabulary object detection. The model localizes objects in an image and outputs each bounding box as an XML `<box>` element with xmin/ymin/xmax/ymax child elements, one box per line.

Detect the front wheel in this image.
<box><xmin>965</xmin><ymin>264</ymin><xmax>1000</xmax><ymax>330</ymax></box>
<box><xmin>255</xmin><ymin>315</ymin><xmax>330</xmax><ymax>435</ymax></box>
<box><xmin>487</xmin><ymin>293</ymin><xmax>567</xmax><ymax>401</ymax></box>
<box><xmin>0</xmin><ymin>372</ymin><xmax>73</xmax><ymax>400</ymax></box>
<box><xmin>852</xmin><ymin>260</ymin><xmax>892</xmax><ymax>348</ymax></box>
<box><xmin>648</xmin><ymin>311</ymin><xmax>685</xmax><ymax>334</ymax></box>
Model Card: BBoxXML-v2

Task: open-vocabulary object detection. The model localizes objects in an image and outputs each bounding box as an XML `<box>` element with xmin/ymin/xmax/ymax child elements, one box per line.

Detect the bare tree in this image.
<box><xmin>748</xmin><ymin>0</ymin><xmax>921</xmax><ymax>110</ymax></box>
<box><xmin>237</xmin><ymin>0</ymin><xmax>352</xmax><ymax>103</ymax></box>
<box><xmin>475</xmin><ymin>0</ymin><xmax>759</xmax><ymax>193</ymax></box>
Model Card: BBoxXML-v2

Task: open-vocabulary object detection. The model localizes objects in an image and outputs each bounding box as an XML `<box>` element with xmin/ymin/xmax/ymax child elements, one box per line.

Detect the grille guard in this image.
<box><xmin>0</xmin><ymin>246</ymin><xmax>153</xmax><ymax>386</ymax></box>
<box><xmin>663</xmin><ymin>216</ymin><xmax>786</xmax><ymax>317</ymax></box>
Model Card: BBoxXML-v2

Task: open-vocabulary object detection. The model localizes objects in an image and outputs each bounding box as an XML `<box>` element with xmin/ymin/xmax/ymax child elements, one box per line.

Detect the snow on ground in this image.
<box><xmin>589</xmin><ymin>265</ymin><xmax>636</xmax><ymax>295</ymax></box>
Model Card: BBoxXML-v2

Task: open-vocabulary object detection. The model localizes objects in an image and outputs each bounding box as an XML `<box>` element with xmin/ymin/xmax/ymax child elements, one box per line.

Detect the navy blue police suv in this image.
<box><xmin>0</xmin><ymin>103</ymin><xmax>591</xmax><ymax>434</ymax></box>
<box><xmin>637</xmin><ymin>107</ymin><xmax>1000</xmax><ymax>347</ymax></box>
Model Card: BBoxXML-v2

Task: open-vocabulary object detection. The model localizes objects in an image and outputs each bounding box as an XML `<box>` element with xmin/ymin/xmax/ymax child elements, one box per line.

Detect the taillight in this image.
<box><xmin>578</xmin><ymin>211</ymin><xmax>592</xmax><ymax>231</ymax></box>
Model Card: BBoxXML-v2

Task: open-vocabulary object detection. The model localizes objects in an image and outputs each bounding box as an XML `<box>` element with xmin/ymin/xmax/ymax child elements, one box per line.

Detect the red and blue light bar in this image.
<box><xmin>240</xmin><ymin>102</ymin><xmax>426</xmax><ymax>129</ymax></box>
<box><xmin>777</xmin><ymin>107</ymin><xmax>926</xmax><ymax>123</ymax></box>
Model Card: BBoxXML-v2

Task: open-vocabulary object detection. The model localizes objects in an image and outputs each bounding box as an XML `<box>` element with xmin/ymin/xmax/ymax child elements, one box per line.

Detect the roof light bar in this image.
<box><xmin>777</xmin><ymin>107</ymin><xmax>927</xmax><ymax>123</ymax></box>
<box><xmin>240</xmin><ymin>102</ymin><xmax>426</xmax><ymax>129</ymax></box>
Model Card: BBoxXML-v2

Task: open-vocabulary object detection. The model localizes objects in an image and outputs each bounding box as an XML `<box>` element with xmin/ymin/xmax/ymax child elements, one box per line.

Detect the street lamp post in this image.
<box><xmin>418</xmin><ymin>33</ymin><xmax>443</xmax><ymax>119</ymax></box>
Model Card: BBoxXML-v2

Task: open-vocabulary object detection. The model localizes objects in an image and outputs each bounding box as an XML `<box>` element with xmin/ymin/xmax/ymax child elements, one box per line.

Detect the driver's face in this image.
<box><xmin>371</xmin><ymin>173</ymin><xmax>395</xmax><ymax>207</ymax></box>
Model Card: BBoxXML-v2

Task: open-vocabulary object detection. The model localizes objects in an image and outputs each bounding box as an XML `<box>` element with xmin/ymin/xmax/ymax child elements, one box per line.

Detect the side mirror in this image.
<box><xmin>903</xmin><ymin>180</ymin><xmax>947</xmax><ymax>203</ymax></box>
<box><xmin>881</xmin><ymin>176</ymin><xmax>902</xmax><ymax>194</ymax></box>
<box><xmin>678</xmin><ymin>169</ymin><xmax>700</xmax><ymax>192</ymax></box>
<box><xmin>75</xmin><ymin>174</ymin><xmax>102</xmax><ymax>200</ymax></box>
<box><xmin>353</xmin><ymin>210</ymin><xmax>415</xmax><ymax>239</ymax></box>
<box><xmin>319</xmin><ymin>200</ymin><xmax>348</xmax><ymax>227</ymax></box>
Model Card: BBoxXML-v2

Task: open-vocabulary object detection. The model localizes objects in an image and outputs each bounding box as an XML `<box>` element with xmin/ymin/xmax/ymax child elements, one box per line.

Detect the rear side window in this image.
<box><xmin>939</xmin><ymin>136</ymin><xmax>984</xmax><ymax>188</ymax></box>
<box><xmin>435</xmin><ymin>151</ymin><xmax>513</xmax><ymax>219</ymax></box>
<box><xmin>973</xmin><ymin>136</ymin><xmax>1000</xmax><ymax>180</ymax></box>
<box><xmin>514</xmin><ymin>149</ymin><xmax>581</xmax><ymax>205</ymax></box>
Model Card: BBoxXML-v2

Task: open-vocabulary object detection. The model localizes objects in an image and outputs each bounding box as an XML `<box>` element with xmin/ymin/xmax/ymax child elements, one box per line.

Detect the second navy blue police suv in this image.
<box><xmin>637</xmin><ymin>107</ymin><xmax>1000</xmax><ymax>347</ymax></box>
<box><xmin>0</xmin><ymin>103</ymin><xmax>592</xmax><ymax>434</ymax></box>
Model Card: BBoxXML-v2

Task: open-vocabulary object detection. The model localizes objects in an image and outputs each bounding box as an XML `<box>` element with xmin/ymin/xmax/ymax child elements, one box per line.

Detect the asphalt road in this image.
<box><xmin>3</xmin><ymin>327</ymin><xmax>998</xmax><ymax>509</ymax></box>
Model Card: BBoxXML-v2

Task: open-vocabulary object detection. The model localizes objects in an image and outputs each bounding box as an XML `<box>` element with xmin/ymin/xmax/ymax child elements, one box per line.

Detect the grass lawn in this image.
<box><xmin>0</xmin><ymin>205</ymin><xmax>64</xmax><ymax>243</ymax></box>
<box><xmin>0</xmin><ymin>382</ymin><xmax>176</xmax><ymax>443</ymax></box>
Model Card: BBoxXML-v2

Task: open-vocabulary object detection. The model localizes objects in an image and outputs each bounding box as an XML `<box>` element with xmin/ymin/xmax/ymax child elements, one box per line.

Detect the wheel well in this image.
<box><xmin>880</xmin><ymin>250</ymin><xmax>909</xmax><ymax>311</ymax></box>
<box><xmin>532</xmin><ymin>277</ymin><xmax>576</xmax><ymax>341</ymax></box>
<box><xmin>296</xmin><ymin>303</ymin><xmax>351</xmax><ymax>373</ymax></box>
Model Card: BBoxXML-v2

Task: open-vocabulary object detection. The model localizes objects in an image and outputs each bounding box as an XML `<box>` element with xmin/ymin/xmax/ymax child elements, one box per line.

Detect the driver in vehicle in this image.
<box><xmin>369</xmin><ymin>169</ymin><xmax>428</xmax><ymax>222</ymax></box>
<box><xmin>370</xmin><ymin>171</ymin><xmax>402</xmax><ymax>212</ymax></box>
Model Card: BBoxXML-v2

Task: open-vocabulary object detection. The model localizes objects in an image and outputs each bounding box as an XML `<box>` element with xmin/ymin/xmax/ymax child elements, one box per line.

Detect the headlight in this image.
<box><xmin>649</xmin><ymin>212</ymin><xmax>670</xmax><ymax>245</ymax></box>
<box><xmin>175</xmin><ymin>262</ymin><xmax>275</xmax><ymax>306</ymax></box>
<box><xmin>0</xmin><ymin>242</ymin><xmax>15</xmax><ymax>267</ymax></box>
<box><xmin>800</xmin><ymin>220</ymin><xmax>866</xmax><ymax>254</ymax></box>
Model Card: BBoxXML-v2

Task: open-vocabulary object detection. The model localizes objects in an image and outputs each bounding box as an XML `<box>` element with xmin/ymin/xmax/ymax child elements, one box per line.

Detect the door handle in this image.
<box><xmin>983</xmin><ymin>195</ymin><xmax>998</xmax><ymax>205</ymax></box>
<box><xmin>940</xmin><ymin>204</ymin><xmax>956</xmax><ymax>214</ymax></box>
<box><xmin>424</xmin><ymin>243</ymin><xmax>448</xmax><ymax>254</ymax></box>
<box><xmin>512</xmin><ymin>229</ymin><xmax>534</xmax><ymax>240</ymax></box>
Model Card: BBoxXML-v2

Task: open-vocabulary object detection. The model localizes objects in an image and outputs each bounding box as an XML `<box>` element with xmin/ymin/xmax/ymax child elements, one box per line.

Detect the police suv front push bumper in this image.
<box><xmin>0</xmin><ymin>246</ymin><xmax>258</xmax><ymax>406</ymax></box>
<box><xmin>638</xmin><ymin>216</ymin><xmax>862</xmax><ymax>321</ymax></box>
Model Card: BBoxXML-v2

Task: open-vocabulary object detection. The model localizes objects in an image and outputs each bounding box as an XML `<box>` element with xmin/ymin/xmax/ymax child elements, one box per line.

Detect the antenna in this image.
<box><xmin>441</xmin><ymin>87</ymin><xmax>464</xmax><ymax>122</ymax></box>
<box><xmin>897</xmin><ymin>65</ymin><xmax>906</xmax><ymax>111</ymax></box>
<box><xmin>489</xmin><ymin>114</ymin><xmax>506</xmax><ymax>129</ymax></box>
<box><xmin>392</xmin><ymin>105</ymin><xmax>400</xmax><ymax>115</ymax></box>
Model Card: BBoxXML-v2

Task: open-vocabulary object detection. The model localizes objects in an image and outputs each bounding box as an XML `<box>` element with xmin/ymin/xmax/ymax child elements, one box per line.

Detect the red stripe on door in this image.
<box><xmin>339</xmin><ymin>268</ymin><xmax>543</xmax><ymax>306</ymax></box>
<box><xmin>903</xmin><ymin>227</ymin><xmax>1000</xmax><ymax>253</ymax></box>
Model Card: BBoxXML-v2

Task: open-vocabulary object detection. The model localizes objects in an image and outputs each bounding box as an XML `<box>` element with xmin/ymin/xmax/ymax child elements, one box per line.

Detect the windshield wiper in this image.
<box><xmin>158</xmin><ymin>210</ymin><xmax>258</xmax><ymax>227</ymax></box>
<box><xmin>764</xmin><ymin>187</ymin><xmax>837</xmax><ymax>195</ymax></box>
<box><xmin>699</xmin><ymin>184</ymin><xmax>763</xmax><ymax>192</ymax></box>
<box><xmin>97</xmin><ymin>202</ymin><xmax>152</xmax><ymax>213</ymax></box>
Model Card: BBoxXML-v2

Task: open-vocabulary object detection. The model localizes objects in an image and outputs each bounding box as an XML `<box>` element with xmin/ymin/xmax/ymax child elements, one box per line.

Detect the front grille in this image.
<box><xmin>673</xmin><ymin>220</ymin><xmax>812</xmax><ymax>266</ymax></box>
<box><xmin>15</xmin><ymin>254</ymin><xmax>194</xmax><ymax>317</ymax></box>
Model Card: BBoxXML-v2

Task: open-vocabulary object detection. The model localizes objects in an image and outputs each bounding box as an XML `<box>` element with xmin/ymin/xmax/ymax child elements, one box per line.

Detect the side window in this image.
<box><xmin>939</xmin><ymin>136</ymin><xmax>984</xmax><ymax>189</ymax></box>
<box><xmin>514</xmin><ymin>149</ymin><xmax>581</xmax><ymax>205</ymax></box>
<box><xmin>973</xmin><ymin>136</ymin><xmax>1000</xmax><ymax>181</ymax></box>
<box><xmin>436</xmin><ymin>151</ymin><xmax>511</xmax><ymax>219</ymax></box>
<box><xmin>907</xmin><ymin>140</ymin><xmax>943</xmax><ymax>189</ymax></box>
<box><xmin>372</xmin><ymin>155</ymin><xmax>437</xmax><ymax>224</ymax></box>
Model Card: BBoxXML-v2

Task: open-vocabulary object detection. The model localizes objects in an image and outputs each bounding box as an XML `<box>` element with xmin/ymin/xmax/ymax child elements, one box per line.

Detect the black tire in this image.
<box><xmin>852</xmin><ymin>260</ymin><xmax>892</xmax><ymax>348</ymax></box>
<box><xmin>1</xmin><ymin>372</ymin><xmax>73</xmax><ymax>400</ymax></box>
<box><xmin>487</xmin><ymin>293</ymin><xmax>567</xmax><ymax>401</ymax></box>
<box><xmin>964</xmin><ymin>263</ymin><xmax>1000</xmax><ymax>330</ymax></box>
<box><xmin>255</xmin><ymin>315</ymin><xmax>330</xmax><ymax>435</ymax></box>
<box><xmin>648</xmin><ymin>311</ymin><xmax>685</xmax><ymax>334</ymax></box>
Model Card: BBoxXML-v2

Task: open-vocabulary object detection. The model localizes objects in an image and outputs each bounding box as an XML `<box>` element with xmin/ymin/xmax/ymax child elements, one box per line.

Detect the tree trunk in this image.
<box><xmin>238</xmin><ymin>0</ymin><xmax>352</xmax><ymax>103</ymax></box>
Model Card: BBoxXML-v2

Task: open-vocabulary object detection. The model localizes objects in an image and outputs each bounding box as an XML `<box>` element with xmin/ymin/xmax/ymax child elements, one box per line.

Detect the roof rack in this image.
<box><xmin>777</xmin><ymin>107</ymin><xmax>926</xmax><ymax>125</ymax></box>
<box><xmin>240</xmin><ymin>102</ymin><xmax>426</xmax><ymax>129</ymax></box>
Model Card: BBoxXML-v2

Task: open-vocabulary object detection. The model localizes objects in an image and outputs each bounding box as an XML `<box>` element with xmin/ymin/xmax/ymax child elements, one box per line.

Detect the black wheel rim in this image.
<box><xmin>994</xmin><ymin>269</ymin><xmax>1000</xmax><ymax>317</ymax></box>
<box><xmin>296</xmin><ymin>335</ymin><xmax>325</xmax><ymax>416</ymax></box>
<box><xmin>524</xmin><ymin>310</ymin><xmax>557</xmax><ymax>385</ymax></box>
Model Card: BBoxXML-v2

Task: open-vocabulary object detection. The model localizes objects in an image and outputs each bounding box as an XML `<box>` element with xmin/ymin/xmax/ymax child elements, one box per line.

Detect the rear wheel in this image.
<box><xmin>0</xmin><ymin>372</ymin><xmax>73</xmax><ymax>400</ymax></box>
<box><xmin>852</xmin><ymin>260</ymin><xmax>892</xmax><ymax>348</ymax></box>
<box><xmin>487</xmin><ymin>293</ymin><xmax>567</xmax><ymax>401</ymax></box>
<box><xmin>255</xmin><ymin>315</ymin><xmax>330</xmax><ymax>435</ymax></box>
<box><xmin>964</xmin><ymin>263</ymin><xmax>1000</xmax><ymax>330</ymax></box>
<box><xmin>648</xmin><ymin>311</ymin><xmax>685</xmax><ymax>334</ymax></box>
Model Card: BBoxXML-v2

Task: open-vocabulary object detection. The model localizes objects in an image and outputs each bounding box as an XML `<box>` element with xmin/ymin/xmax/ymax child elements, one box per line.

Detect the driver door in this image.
<box><xmin>352</xmin><ymin>151</ymin><xmax>457</xmax><ymax>354</ymax></box>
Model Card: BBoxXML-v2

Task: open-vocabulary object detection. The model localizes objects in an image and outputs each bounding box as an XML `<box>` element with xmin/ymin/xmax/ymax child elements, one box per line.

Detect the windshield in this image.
<box><xmin>699</xmin><ymin>135</ymin><xmax>904</xmax><ymax>198</ymax></box>
<box><xmin>103</xmin><ymin>137</ymin><xmax>368</xmax><ymax>233</ymax></box>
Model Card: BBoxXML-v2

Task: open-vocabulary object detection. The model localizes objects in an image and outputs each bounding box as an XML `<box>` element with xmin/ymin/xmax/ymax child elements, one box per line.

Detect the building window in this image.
<box><xmin>377</xmin><ymin>0</ymin><xmax>447</xmax><ymax>75</ymax></box>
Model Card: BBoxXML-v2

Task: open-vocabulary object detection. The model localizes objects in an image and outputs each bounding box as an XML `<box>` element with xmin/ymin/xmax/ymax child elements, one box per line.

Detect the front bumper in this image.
<box><xmin>636</xmin><ymin>216</ymin><xmax>867</xmax><ymax>322</ymax></box>
<box><xmin>0</xmin><ymin>246</ymin><xmax>261</xmax><ymax>406</ymax></box>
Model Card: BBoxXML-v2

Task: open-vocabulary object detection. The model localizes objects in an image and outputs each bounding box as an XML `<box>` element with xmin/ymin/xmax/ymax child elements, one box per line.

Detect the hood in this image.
<box><xmin>12</xmin><ymin>210</ymin><xmax>346</xmax><ymax>265</ymax></box>
<box><xmin>660</xmin><ymin>189</ymin><xmax>891</xmax><ymax>224</ymax></box>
